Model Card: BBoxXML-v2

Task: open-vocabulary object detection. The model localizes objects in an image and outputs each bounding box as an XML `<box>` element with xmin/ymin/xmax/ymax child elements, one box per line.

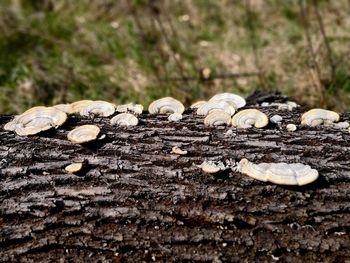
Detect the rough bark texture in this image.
<box><xmin>0</xmin><ymin>92</ymin><xmax>349</xmax><ymax>262</ymax></box>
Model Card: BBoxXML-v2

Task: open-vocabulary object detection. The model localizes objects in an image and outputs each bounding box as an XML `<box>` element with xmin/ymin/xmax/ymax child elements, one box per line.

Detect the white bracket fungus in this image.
<box><xmin>148</xmin><ymin>97</ymin><xmax>185</xmax><ymax>114</ymax></box>
<box><xmin>196</xmin><ymin>100</ymin><xmax>236</xmax><ymax>116</ymax></box>
<box><xmin>204</xmin><ymin>110</ymin><xmax>231</xmax><ymax>126</ymax></box>
<box><xmin>231</xmin><ymin>109</ymin><xmax>268</xmax><ymax>128</ymax></box>
<box><xmin>301</xmin><ymin>109</ymin><xmax>340</xmax><ymax>127</ymax></box>
<box><xmin>110</xmin><ymin>113</ymin><xmax>138</xmax><ymax>126</ymax></box>
<box><xmin>168</xmin><ymin>113</ymin><xmax>183</xmax><ymax>122</ymax></box>
<box><xmin>4</xmin><ymin>107</ymin><xmax>67</xmax><ymax>136</ymax></box>
<box><xmin>208</xmin><ymin>93</ymin><xmax>246</xmax><ymax>109</ymax></box>
<box><xmin>67</xmin><ymin>125</ymin><xmax>100</xmax><ymax>144</ymax></box>
<box><xmin>286</xmin><ymin>123</ymin><xmax>297</xmax><ymax>132</ymax></box>
<box><xmin>190</xmin><ymin>101</ymin><xmax>207</xmax><ymax>109</ymax></box>
<box><xmin>65</xmin><ymin>162</ymin><xmax>83</xmax><ymax>174</ymax></box>
<box><xmin>116</xmin><ymin>103</ymin><xmax>143</xmax><ymax>115</ymax></box>
<box><xmin>270</xmin><ymin>115</ymin><xmax>283</xmax><ymax>124</ymax></box>
<box><xmin>171</xmin><ymin>146</ymin><xmax>188</xmax><ymax>155</ymax></box>
<box><xmin>238</xmin><ymin>158</ymin><xmax>319</xmax><ymax>186</ymax></box>
<box><xmin>69</xmin><ymin>100</ymin><xmax>93</xmax><ymax>114</ymax></box>
<box><xmin>80</xmin><ymin>100</ymin><xmax>116</xmax><ymax>117</ymax></box>
<box><xmin>199</xmin><ymin>161</ymin><xmax>226</xmax><ymax>174</ymax></box>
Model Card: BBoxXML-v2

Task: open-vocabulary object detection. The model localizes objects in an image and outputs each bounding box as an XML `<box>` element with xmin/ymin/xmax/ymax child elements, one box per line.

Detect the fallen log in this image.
<box><xmin>0</xmin><ymin>92</ymin><xmax>349</xmax><ymax>262</ymax></box>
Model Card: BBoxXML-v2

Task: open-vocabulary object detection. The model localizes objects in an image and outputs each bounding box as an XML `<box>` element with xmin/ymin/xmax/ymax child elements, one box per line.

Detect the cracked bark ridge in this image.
<box><xmin>0</xmin><ymin>92</ymin><xmax>350</xmax><ymax>262</ymax></box>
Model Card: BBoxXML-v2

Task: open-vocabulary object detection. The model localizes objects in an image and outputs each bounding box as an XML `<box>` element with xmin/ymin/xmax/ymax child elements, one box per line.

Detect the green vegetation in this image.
<box><xmin>0</xmin><ymin>0</ymin><xmax>350</xmax><ymax>114</ymax></box>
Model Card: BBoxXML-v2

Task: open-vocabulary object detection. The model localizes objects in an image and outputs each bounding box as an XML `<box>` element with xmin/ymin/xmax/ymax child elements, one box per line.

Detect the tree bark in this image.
<box><xmin>0</xmin><ymin>92</ymin><xmax>349</xmax><ymax>262</ymax></box>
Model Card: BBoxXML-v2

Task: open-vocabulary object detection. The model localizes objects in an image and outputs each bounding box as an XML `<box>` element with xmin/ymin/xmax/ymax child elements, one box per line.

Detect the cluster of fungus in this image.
<box><xmin>4</xmin><ymin>92</ymin><xmax>349</xmax><ymax>187</ymax></box>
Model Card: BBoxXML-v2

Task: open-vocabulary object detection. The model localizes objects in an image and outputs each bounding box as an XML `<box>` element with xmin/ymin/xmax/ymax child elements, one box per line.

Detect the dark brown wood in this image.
<box><xmin>0</xmin><ymin>93</ymin><xmax>349</xmax><ymax>262</ymax></box>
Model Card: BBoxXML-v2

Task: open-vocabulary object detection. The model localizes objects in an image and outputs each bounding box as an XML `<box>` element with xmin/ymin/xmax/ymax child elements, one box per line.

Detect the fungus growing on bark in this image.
<box><xmin>80</xmin><ymin>101</ymin><xmax>116</xmax><ymax>117</ymax></box>
<box><xmin>238</xmin><ymin>158</ymin><xmax>318</xmax><ymax>186</ymax></box>
<box><xmin>148</xmin><ymin>97</ymin><xmax>185</xmax><ymax>114</ymax></box>
<box><xmin>286</xmin><ymin>123</ymin><xmax>297</xmax><ymax>132</ymax></box>
<box><xmin>65</xmin><ymin>162</ymin><xmax>83</xmax><ymax>174</ymax></box>
<box><xmin>301</xmin><ymin>109</ymin><xmax>340</xmax><ymax>127</ymax></box>
<box><xmin>333</xmin><ymin>121</ymin><xmax>349</xmax><ymax>129</ymax></box>
<box><xmin>196</xmin><ymin>101</ymin><xmax>236</xmax><ymax>116</ymax></box>
<box><xmin>116</xmin><ymin>103</ymin><xmax>143</xmax><ymax>115</ymax></box>
<box><xmin>69</xmin><ymin>100</ymin><xmax>93</xmax><ymax>114</ymax></box>
<box><xmin>4</xmin><ymin>107</ymin><xmax>67</xmax><ymax>136</ymax></box>
<box><xmin>204</xmin><ymin>110</ymin><xmax>231</xmax><ymax>126</ymax></box>
<box><xmin>67</xmin><ymin>125</ymin><xmax>100</xmax><ymax>144</ymax></box>
<box><xmin>190</xmin><ymin>101</ymin><xmax>207</xmax><ymax>109</ymax></box>
<box><xmin>53</xmin><ymin>104</ymin><xmax>72</xmax><ymax>114</ymax></box>
<box><xmin>270</xmin><ymin>115</ymin><xmax>283</xmax><ymax>124</ymax></box>
<box><xmin>171</xmin><ymin>146</ymin><xmax>187</xmax><ymax>155</ymax></box>
<box><xmin>200</xmin><ymin>161</ymin><xmax>226</xmax><ymax>174</ymax></box>
<box><xmin>231</xmin><ymin>109</ymin><xmax>268</xmax><ymax>128</ymax></box>
<box><xmin>208</xmin><ymin>93</ymin><xmax>246</xmax><ymax>109</ymax></box>
<box><xmin>110</xmin><ymin>113</ymin><xmax>138</xmax><ymax>126</ymax></box>
<box><xmin>168</xmin><ymin>113</ymin><xmax>183</xmax><ymax>122</ymax></box>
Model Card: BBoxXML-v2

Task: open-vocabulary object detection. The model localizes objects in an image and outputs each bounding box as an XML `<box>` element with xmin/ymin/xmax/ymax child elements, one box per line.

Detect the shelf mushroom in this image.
<box><xmin>65</xmin><ymin>162</ymin><xmax>83</xmax><ymax>174</ymax></box>
<box><xmin>69</xmin><ymin>100</ymin><xmax>93</xmax><ymax>114</ymax></box>
<box><xmin>116</xmin><ymin>103</ymin><xmax>143</xmax><ymax>115</ymax></box>
<box><xmin>200</xmin><ymin>161</ymin><xmax>226</xmax><ymax>174</ymax></box>
<box><xmin>168</xmin><ymin>113</ymin><xmax>183</xmax><ymax>122</ymax></box>
<box><xmin>148</xmin><ymin>97</ymin><xmax>185</xmax><ymax>114</ymax></box>
<box><xmin>110</xmin><ymin>113</ymin><xmax>138</xmax><ymax>126</ymax></box>
<box><xmin>67</xmin><ymin>125</ymin><xmax>100</xmax><ymax>144</ymax></box>
<box><xmin>208</xmin><ymin>92</ymin><xmax>246</xmax><ymax>109</ymax></box>
<box><xmin>4</xmin><ymin>106</ymin><xmax>67</xmax><ymax>136</ymax></box>
<box><xmin>238</xmin><ymin>158</ymin><xmax>319</xmax><ymax>186</ymax></box>
<box><xmin>196</xmin><ymin>100</ymin><xmax>236</xmax><ymax>116</ymax></box>
<box><xmin>204</xmin><ymin>110</ymin><xmax>231</xmax><ymax>126</ymax></box>
<box><xmin>231</xmin><ymin>109</ymin><xmax>268</xmax><ymax>128</ymax></box>
<box><xmin>80</xmin><ymin>100</ymin><xmax>116</xmax><ymax>117</ymax></box>
<box><xmin>301</xmin><ymin>109</ymin><xmax>340</xmax><ymax>127</ymax></box>
<box><xmin>190</xmin><ymin>101</ymin><xmax>207</xmax><ymax>109</ymax></box>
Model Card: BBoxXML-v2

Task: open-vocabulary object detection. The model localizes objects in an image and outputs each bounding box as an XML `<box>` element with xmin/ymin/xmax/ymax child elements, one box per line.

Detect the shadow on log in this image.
<box><xmin>0</xmin><ymin>92</ymin><xmax>349</xmax><ymax>262</ymax></box>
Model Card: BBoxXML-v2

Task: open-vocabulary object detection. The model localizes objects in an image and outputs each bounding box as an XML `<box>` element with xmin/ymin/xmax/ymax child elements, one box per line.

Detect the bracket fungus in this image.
<box><xmin>171</xmin><ymin>146</ymin><xmax>188</xmax><ymax>155</ymax></box>
<box><xmin>208</xmin><ymin>93</ymin><xmax>246</xmax><ymax>109</ymax></box>
<box><xmin>270</xmin><ymin>115</ymin><xmax>283</xmax><ymax>124</ymax></box>
<box><xmin>200</xmin><ymin>161</ymin><xmax>226</xmax><ymax>174</ymax></box>
<box><xmin>168</xmin><ymin>113</ymin><xmax>183</xmax><ymax>122</ymax></box>
<box><xmin>190</xmin><ymin>101</ymin><xmax>207</xmax><ymax>109</ymax></box>
<box><xmin>333</xmin><ymin>121</ymin><xmax>349</xmax><ymax>129</ymax></box>
<box><xmin>110</xmin><ymin>113</ymin><xmax>138</xmax><ymax>126</ymax></box>
<box><xmin>301</xmin><ymin>109</ymin><xmax>340</xmax><ymax>127</ymax></box>
<box><xmin>196</xmin><ymin>100</ymin><xmax>236</xmax><ymax>116</ymax></box>
<box><xmin>204</xmin><ymin>110</ymin><xmax>231</xmax><ymax>126</ymax></box>
<box><xmin>67</xmin><ymin>125</ymin><xmax>100</xmax><ymax>144</ymax></box>
<box><xmin>65</xmin><ymin>162</ymin><xmax>83</xmax><ymax>174</ymax></box>
<box><xmin>238</xmin><ymin>158</ymin><xmax>319</xmax><ymax>186</ymax></box>
<box><xmin>69</xmin><ymin>100</ymin><xmax>93</xmax><ymax>114</ymax></box>
<box><xmin>148</xmin><ymin>97</ymin><xmax>185</xmax><ymax>114</ymax></box>
<box><xmin>80</xmin><ymin>100</ymin><xmax>116</xmax><ymax>117</ymax></box>
<box><xmin>53</xmin><ymin>104</ymin><xmax>73</xmax><ymax>114</ymax></box>
<box><xmin>231</xmin><ymin>109</ymin><xmax>268</xmax><ymax>128</ymax></box>
<box><xmin>286</xmin><ymin>123</ymin><xmax>297</xmax><ymax>132</ymax></box>
<box><xmin>4</xmin><ymin>107</ymin><xmax>67</xmax><ymax>136</ymax></box>
<box><xmin>116</xmin><ymin>103</ymin><xmax>143</xmax><ymax>115</ymax></box>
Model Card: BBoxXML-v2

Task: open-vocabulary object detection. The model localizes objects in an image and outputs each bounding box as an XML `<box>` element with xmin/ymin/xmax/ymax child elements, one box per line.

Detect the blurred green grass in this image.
<box><xmin>0</xmin><ymin>0</ymin><xmax>350</xmax><ymax>114</ymax></box>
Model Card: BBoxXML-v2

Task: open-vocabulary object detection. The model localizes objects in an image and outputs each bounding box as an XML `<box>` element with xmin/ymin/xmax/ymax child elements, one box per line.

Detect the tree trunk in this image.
<box><xmin>0</xmin><ymin>92</ymin><xmax>349</xmax><ymax>262</ymax></box>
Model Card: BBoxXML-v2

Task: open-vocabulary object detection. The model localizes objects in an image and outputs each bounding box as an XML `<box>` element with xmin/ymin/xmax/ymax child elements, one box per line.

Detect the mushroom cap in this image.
<box><xmin>333</xmin><ymin>121</ymin><xmax>349</xmax><ymax>129</ymax></box>
<box><xmin>190</xmin><ymin>101</ymin><xmax>207</xmax><ymax>109</ymax></box>
<box><xmin>4</xmin><ymin>107</ymin><xmax>67</xmax><ymax>136</ymax></box>
<box><xmin>301</xmin><ymin>108</ymin><xmax>340</xmax><ymax>127</ymax></box>
<box><xmin>148</xmin><ymin>97</ymin><xmax>185</xmax><ymax>114</ymax></box>
<box><xmin>239</xmin><ymin>158</ymin><xmax>318</xmax><ymax>186</ymax></box>
<box><xmin>208</xmin><ymin>93</ymin><xmax>246</xmax><ymax>109</ymax></box>
<box><xmin>110</xmin><ymin>113</ymin><xmax>138</xmax><ymax>126</ymax></box>
<box><xmin>65</xmin><ymin>162</ymin><xmax>83</xmax><ymax>173</ymax></box>
<box><xmin>69</xmin><ymin>100</ymin><xmax>93</xmax><ymax>114</ymax></box>
<box><xmin>53</xmin><ymin>104</ymin><xmax>73</xmax><ymax>114</ymax></box>
<box><xmin>286</xmin><ymin>123</ymin><xmax>297</xmax><ymax>131</ymax></box>
<box><xmin>67</xmin><ymin>125</ymin><xmax>100</xmax><ymax>144</ymax></box>
<box><xmin>171</xmin><ymin>146</ymin><xmax>187</xmax><ymax>155</ymax></box>
<box><xmin>204</xmin><ymin>110</ymin><xmax>231</xmax><ymax>126</ymax></box>
<box><xmin>80</xmin><ymin>100</ymin><xmax>116</xmax><ymax>117</ymax></box>
<box><xmin>116</xmin><ymin>103</ymin><xmax>143</xmax><ymax>115</ymax></box>
<box><xmin>168</xmin><ymin>113</ymin><xmax>183</xmax><ymax>122</ymax></box>
<box><xmin>196</xmin><ymin>100</ymin><xmax>236</xmax><ymax>116</ymax></box>
<box><xmin>231</xmin><ymin>109</ymin><xmax>269</xmax><ymax>128</ymax></box>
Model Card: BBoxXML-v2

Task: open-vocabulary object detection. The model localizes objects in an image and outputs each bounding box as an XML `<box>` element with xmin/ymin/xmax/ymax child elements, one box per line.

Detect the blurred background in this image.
<box><xmin>0</xmin><ymin>0</ymin><xmax>350</xmax><ymax>114</ymax></box>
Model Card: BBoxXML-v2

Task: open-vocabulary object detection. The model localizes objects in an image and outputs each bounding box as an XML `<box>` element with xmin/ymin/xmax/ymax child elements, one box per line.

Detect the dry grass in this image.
<box><xmin>0</xmin><ymin>0</ymin><xmax>350</xmax><ymax>114</ymax></box>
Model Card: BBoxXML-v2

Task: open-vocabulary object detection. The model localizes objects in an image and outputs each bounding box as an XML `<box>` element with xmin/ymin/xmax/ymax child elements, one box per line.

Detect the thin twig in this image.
<box><xmin>312</xmin><ymin>0</ymin><xmax>336</xmax><ymax>84</ymax></box>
